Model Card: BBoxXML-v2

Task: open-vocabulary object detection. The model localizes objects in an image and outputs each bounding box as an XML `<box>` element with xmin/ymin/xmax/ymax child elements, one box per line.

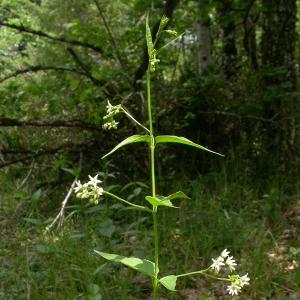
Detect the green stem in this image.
<box><xmin>176</xmin><ymin>269</ymin><xmax>231</xmax><ymax>282</ymax></box>
<box><xmin>103</xmin><ymin>191</ymin><xmax>152</xmax><ymax>212</ymax></box>
<box><xmin>147</xmin><ymin>67</ymin><xmax>159</xmax><ymax>299</ymax></box>
<box><xmin>122</xmin><ymin>108</ymin><xmax>150</xmax><ymax>133</ymax></box>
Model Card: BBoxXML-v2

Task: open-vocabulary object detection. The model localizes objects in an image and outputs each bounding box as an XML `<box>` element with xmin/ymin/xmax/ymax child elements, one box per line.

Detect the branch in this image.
<box><xmin>45</xmin><ymin>152</ymin><xmax>83</xmax><ymax>231</ymax></box>
<box><xmin>92</xmin><ymin>0</ymin><xmax>131</xmax><ymax>84</ymax></box>
<box><xmin>0</xmin><ymin>21</ymin><xmax>105</xmax><ymax>54</ymax></box>
<box><xmin>0</xmin><ymin>117</ymin><xmax>103</xmax><ymax>130</ymax></box>
<box><xmin>0</xmin><ymin>64</ymin><xmax>115</xmax><ymax>97</ymax></box>
<box><xmin>0</xmin><ymin>66</ymin><xmax>82</xmax><ymax>83</ymax></box>
<box><xmin>0</xmin><ymin>140</ymin><xmax>96</xmax><ymax>168</ymax></box>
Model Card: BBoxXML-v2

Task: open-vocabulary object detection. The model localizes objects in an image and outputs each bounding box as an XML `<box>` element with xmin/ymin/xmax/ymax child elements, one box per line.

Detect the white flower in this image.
<box><xmin>239</xmin><ymin>274</ymin><xmax>250</xmax><ymax>286</ymax></box>
<box><xmin>73</xmin><ymin>180</ymin><xmax>82</xmax><ymax>193</ymax></box>
<box><xmin>211</xmin><ymin>257</ymin><xmax>225</xmax><ymax>272</ymax></box>
<box><xmin>225</xmin><ymin>256</ymin><xmax>237</xmax><ymax>271</ymax></box>
<box><xmin>221</xmin><ymin>249</ymin><xmax>230</xmax><ymax>258</ymax></box>
<box><xmin>106</xmin><ymin>101</ymin><xmax>113</xmax><ymax>114</ymax></box>
<box><xmin>88</xmin><ymin>174</ymin><xmax>102</xmax><ymax>188</ymax></box>
<box><xmin>74</xmin><ymin>175</ymin><xmax>104</xmax><ymax>202</ymax></box>
<box><xmin>227</xmin><ymin>283</ymin><xmax>241</xmax><ymax>295</ymax></box>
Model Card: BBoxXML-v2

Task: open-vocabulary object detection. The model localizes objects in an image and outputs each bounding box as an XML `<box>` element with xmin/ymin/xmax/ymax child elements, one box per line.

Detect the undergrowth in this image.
<box><xmin>1</xmin><ymin>166</ymin><xmax>300</xmax><ymax>300</ymax></box>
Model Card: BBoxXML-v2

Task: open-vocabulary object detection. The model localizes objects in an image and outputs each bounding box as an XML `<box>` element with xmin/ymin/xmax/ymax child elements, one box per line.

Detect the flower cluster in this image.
<box><xmin>73</xmin><ymin>175</ymin><xmax>103</xmax><ymax>204</ymax></box>
<box><xmin>149</xmin><ymin>52</ymin><xmax>160</xmax><ymax>72</ymax></box>
<box><xmin>210</xmin><ymin>249</ymin><xmax>237</xmax><ymax>273</ymax></box>
<box><xmin>103</xmin><ymin>101</ymin><xmax>122</xmax><ymax>130</ymax></box>
<box><xmin>210</xmin><ymin>249</ymin><xmax>250</xmax><ymax>296</ymax></box>
<box><xmin>227</xmin><ymin>274</ymin><xmax>250</xmax><ymax>295</ymax></box>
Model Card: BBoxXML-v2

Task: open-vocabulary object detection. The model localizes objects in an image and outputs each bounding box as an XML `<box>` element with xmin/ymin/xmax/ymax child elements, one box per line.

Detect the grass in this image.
<box><xmin>1</xmin><ymin>166</ymin><xmax>300</xmax><ymax>300</ymax></box>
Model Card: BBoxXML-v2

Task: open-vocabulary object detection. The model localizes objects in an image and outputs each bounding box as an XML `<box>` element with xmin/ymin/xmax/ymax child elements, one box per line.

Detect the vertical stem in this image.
<box><xmin>147</xmin><ymin>67</ymin><xmax>159</xmax><ymax>299</ymax></box>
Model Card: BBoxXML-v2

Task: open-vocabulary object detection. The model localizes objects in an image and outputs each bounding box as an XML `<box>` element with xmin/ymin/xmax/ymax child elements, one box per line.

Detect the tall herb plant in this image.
<box><xmin>74</xmin><ymin>15</ymin><xmax>249</xmax><ymax>299</ymax></box>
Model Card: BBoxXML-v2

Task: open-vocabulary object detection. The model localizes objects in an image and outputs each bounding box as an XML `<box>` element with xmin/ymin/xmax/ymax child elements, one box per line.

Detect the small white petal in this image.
<box><xmin>240</xmin><ymin>274</ymin><xmax>250</xmax><ymax>286</ymax></box>
<box><xmin>226</xmin><ymin>256</ymin><xmax>237</xmax><ymax>271</ymax></box>
<box><xmin>211</xmin><ymin>258</ymin><xmax>225</xmax><ymax>272</ymax></box>
<box><xmin>88</xmin><ymin>174</ymin><xmax>102</xmax><ymax>187</ymax></box>
<box><xmin>221</xmin><ymin>249</ymin><xmax>230</xmax><ymax>258</ymax></box>
<box><xmin>227</xmin><ymin>284</ymin><xmax>241</xmax><ymax>295</ymax></box>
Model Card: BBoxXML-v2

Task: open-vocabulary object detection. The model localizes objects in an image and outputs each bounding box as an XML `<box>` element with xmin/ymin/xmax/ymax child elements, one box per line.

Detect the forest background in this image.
<box><xmin>0</xmin><ymin>0</ymin><xmax>300</xmax><ymax>299</ymax></box>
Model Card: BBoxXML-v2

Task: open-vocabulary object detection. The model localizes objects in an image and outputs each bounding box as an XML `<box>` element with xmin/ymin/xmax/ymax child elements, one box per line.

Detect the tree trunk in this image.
<box><xmin>218</xmin><ymin>0</ymin><xmax>237</xmax><ymax>79</ymax></box>
<box><xmin>243</xmin><ymin>14</ymin><xmax>259</xmax><ymax>70</ymax></box>
<box><xmin>194</xmin><ymin>0</ymin><xmax>212</xmax><ymax>74</ymax></box>
<box><xmin>261</xmin><ymin>0</ymin><xmax>298</xmax><ymax>168</ymax></box>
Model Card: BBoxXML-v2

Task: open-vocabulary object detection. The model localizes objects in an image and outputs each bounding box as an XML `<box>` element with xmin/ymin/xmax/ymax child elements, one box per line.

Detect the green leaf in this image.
<box><xmin>99</xmin><ymin>225</ymin><xmax>115</xmax><ymax>238</ymax></box>
<box><xmin>145</xmin><ymin>15</ymin><xmax>154</xmax><ymax>58</ymax></box>
<box><xmin>159</xmin><ymin>275</ymin><xmax>177</xmax><ymax>291</ymax></box>
<box><xmin>69</xmin><ymin>233</ymin><xmax>86</xmax><ymax>239</ymax></box>
<box><xmin>13</xmin><ymin>190</ymin><xmax>30</xmax><ymax>199</ymax></box>
<box><xmin>23</xmin><ymin>218</ymin><xmax>43</xmax><ymax>226</ymax></box>
<box><xmin>145</xmin><ymin>195</ymin><xmax>176</xmax><ymax>208</ymax></box>
<box><xmin>155</xmin><ymin>135</ymin><xmax>223</xmax><ymax>156</ymax></box>
<box><xmin>87</xmin><ymin>283</ymin><xmax>100</xmax><ymax>295</ymax></box>
<box><xmin>163</xmin><ymin>191</ymin><xmax>189</xmax><ymax>201</ymax></box>
<box><xmin>145</xmin><ymin>191</ymin><xmax>189</xmax><ymax>208</ymax></box>
<box><xmin>156</xmin><ymin>33</ymin><xmax>185</xmax><ymax>56</ymax></box>
<box><xmin>61</xmin><ymin>168</ymin><xmax>79</xmax><ymax>176</ymax></box>
<box><xmin>154</xmin><ymin>15</ymin><xmax>169</xmax><ymax>44</ymax></box>
<box><xmin>95</xmin><ymin>251</ymin><xmax>157</xmax><ymax>278</ymax></box>
<box><xmin>85</xmin><ymin>205</ymin><xmax>107</xmax><ymax>214</ymax></box>
<box><xmin>102</xmin><ymin>135</ymin><xmax>151</xmax><ymax>159</ymax></box>
<box><xmin>31</xmin><ymin>188</ymin><xmax>41</xmax><ymax>204</ymax></box>
<box><xmin>88</xmin><ymin>295</ymin><xmax>102</xmax><ymax>300</ymax></box>
<box><xmin>93</xmin><ymin>264</ymin><xmax>107</xmax><ymax>275</ymax></box>
<box><xmin>36</xmin><ymin>244</ymin><xmax>51</xmax><ymax>254</ymax></box>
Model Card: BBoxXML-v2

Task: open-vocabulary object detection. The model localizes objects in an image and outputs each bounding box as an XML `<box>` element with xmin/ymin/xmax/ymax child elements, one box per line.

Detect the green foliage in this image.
<box><xmin>1</xmin><ymin>0</ymin><xmax>300</xmax><ymax>299</ymax></box>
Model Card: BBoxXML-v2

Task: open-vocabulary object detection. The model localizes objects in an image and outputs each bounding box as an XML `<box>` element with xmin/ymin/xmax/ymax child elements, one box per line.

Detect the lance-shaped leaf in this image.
<box><xmin>145</xmin><ymin>191</ymin><xmax>189</xmax><ymax>208</ymax></box>
<box><xmin>159</xmin><ymin>275</ymin><xmax>177</xmax><ymax>291</ymax></box>
<box><xmin>155</xmin><ymin>33</ymin><xmax>185</xmax><ymax>56</ymax></box>
<box><xmin>95</xmin><ymin>251</ymin><xmax>157</xmax><ymax>278</ymax></box>
<box><xmin>163</xmin><ymin>191</ymin><xmax>189</xmax><ymax>201</ymax></box>
<box><xmin>154</xmin><ymin>15</ymin><xmax>169</xmax><ymax>45</ymax></box>
<box><xmin>146</xmin><ymin>195</ymin><xmax>175</xmax><ymax>208</ymax></box>
<box><xmin>156</xmin><ymin>135</ymin><xmax>223</xmax><ymax>156</ymax></box>
<box><xmin>146</xmin><ymin>15</ymin><xmax>154</xmax><ymax>58</ymax></box>
<box><xmin>102</xmin><ymin>135</ymin><xmax>151</xmax><ymax>159</ymax></box>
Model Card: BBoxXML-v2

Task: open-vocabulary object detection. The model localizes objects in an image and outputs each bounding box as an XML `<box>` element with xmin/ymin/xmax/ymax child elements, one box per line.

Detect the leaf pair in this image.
<box><xmin>102</xmin><ymin>134</ymin><xmax>223</xmax><ymax>159</ymax></box>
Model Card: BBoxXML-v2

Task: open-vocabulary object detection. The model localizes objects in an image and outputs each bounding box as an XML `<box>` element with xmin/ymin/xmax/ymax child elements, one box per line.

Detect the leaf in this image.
<box><xmin>145</xmin><ymin>195</ymin><xmax>176</xmax><ymax>208</ymax></box>
<box><xmin>23</xmin><ymin>218</ymin><xmax>43</xmax><ymax>226</ymax></box>
<box><xmin>99</xmin><ymin>225</ymin><xmax>115</xmax><ymax>238</ymax></box>
<box><xmin>145</xmin><ymin>15</ymin><xmax>154</xmax><ymax>58</ymax></box>
<box><xmin>87</xmin><ymin>283</ymin><xmax>100</xmax><ymax>295</ymax></box>
<box><xmin>14</xmin><ymin>190</ymin><xmax>30</xmax><ymax>199</ymax></box>
<box><xmin>163</xmin><ymin>191</ymin><xmax>189</xmax><ymax>201</ymax></box>
<box><xmin>61</xmin><ymin>167</ymin><xmax>79</xmax><ymax>176</ymax></box>
<box><xmin>145</xmin><ymin>191</ymin><xmax>189</xmax><ymax>208</ymax></box>
<box><xmin>85</xmin><ymin>205</ymin><xmax>107</xmax><ymax>214</ymax></box>
<box><xmin>87</xmin><ymin>295</ymin><xmax>101</xmax><ymax>300</ymax></box>
<box><xmin>93</xmin><ymin>264</ymin><xmax>107</xmax><ymax>275</ymax></box>
<box><xmin>155</xmin><ymin>135</ymin><xmax>223</xmax><ymax>156</ymax></box>
<box><xmin>69</xmin><ymin>233</ymin><xmax>86</xmax><ymax>239</ymax></box>
<box><xmin>31</xmin><ymin>188</ymin><xmax>41</xmax><ymax>203</ymax></box>
<box><xmin>154</xmin><ymin>15</ymin><xmax>169</xmax><ymax>44</ymax></box>
<box><xmin>95</xmin><ymin>251</ymin><xmax>157</xmax><ymax>278</ymax></box>
<box><xmin>102</xmin><ymin>135</ymin><xmax>151</xmax><ymax>159</ymax></box>
<box><xmin>156</xmin><ymin>33</ymin><xmax>185</xmax><ymax>56</ymax></box>
<box><xmin>36</xmin><ymin>244</ymin><xmax>51</xmax><ymax>254</ymax></box>
<box><xmin>159</xmin><ymin>275</ymin><xmax>177</xmax><ymax>291</ymax></box>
